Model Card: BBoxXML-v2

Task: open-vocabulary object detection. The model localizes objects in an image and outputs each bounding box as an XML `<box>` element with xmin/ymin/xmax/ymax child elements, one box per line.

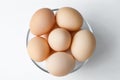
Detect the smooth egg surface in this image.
<box><xmin>46</xmin><ymin>52</ymin><xmax>75</xmax><ymax>76</ymax></box>
<box><xmin>27</xmin><ymin>37</ymin><xmax>50</xmax><ymax>62</ymax></box>
<box><xmin>71</xmin><ymin>30</ymin><xmax>96</xmax><ymax>62</ymax></box>
<box><xmin>56</xmin><ymin>7</ymin><xmax>83</xmax><ymax>31</ymax></box>
<box><xmin>30</xmin><ymin>8</ymin><xmax>55</xmax><ymax>36</ymax></box>
<box><xmin>48</xmin><ymin>28</ymin><xmax>71</xmax><ymax>51</ymax></box>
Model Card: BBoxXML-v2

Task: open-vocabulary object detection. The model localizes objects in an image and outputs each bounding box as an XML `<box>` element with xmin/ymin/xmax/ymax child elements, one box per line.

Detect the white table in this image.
<box><xmin>0</xmin><ymin>0</ymin><xmax>120</xmax><ymax>80</ymax></box>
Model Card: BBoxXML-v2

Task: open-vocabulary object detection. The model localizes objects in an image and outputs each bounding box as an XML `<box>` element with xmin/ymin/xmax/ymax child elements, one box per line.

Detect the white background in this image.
<box><xmin>0</xmin><ymin>0</ymin><xmax>120</xmax><ymax>80</ymax></box>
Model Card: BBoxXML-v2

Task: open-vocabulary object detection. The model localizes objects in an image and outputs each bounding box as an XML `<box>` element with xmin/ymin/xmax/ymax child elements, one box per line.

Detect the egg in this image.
<box><xmin>56</xmin><ymin>7</ymin><xmax>83</xmax><ymax>31</ymax></box>
<box><xmin>30</xmin><ymin>8</ymin><xmax>55</xmax><ymax>36</ymax></box>
<box><xmin>27</xmin><ymin>37</ymin><xmax>50</xmax><ymax>62</ymax></box>
<box><xmin>48</xmin><ymin>28</ymin><xmax>71</xmax><ymax>51</ymax></box>
<box><xmin>71</xmin><ymin>30</ymin><xmax>96</xmax><ymax>62</ymax></box>
<box><xmin>46</xmin><ymin>52</ymin><xmax>75</xmax><ymax>76</ymax></box>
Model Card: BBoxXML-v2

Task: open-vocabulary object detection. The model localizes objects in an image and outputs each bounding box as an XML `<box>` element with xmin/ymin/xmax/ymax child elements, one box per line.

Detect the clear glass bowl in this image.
<box><xmin>26</xmin><ymin>9</ymin><xmax>93</xmax><ymax>73</ymax></box>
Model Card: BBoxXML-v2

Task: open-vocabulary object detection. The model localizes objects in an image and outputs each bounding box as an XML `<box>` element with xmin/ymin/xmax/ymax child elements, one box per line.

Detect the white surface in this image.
<box><xmin>0</xmin><ymin>0</ymin><xmax>120</xmax><ymax>80</ymax></box>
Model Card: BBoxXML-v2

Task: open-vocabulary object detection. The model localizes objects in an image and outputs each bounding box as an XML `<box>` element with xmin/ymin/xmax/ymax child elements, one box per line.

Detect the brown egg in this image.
<box><xmin>27</xmin><ymin>37</ymin><xmax>50</xmax><ymax>62</ymax></box>
<box><xmin>30</xmin><ymin>8</ymin><xmax>55</xmax><ymax>36</ymax></box>
<box><xmin>71</xmin><ymin>30</ymin><xmax>96</xmax><ymax>62</ymax></box>
<box><xmin>56</xmin><ymin>7</ymin><xmax>83</xmax><ymax>31</ymax></box>
<box><xmin>46</xmin><ymin>52</ymin><xmax>75</xmax><ymax>76</ymax></box>
<box><xmin>48</xmin><ymin>28</ymin><xmax>71</xmax><ymax>51</ymax></box>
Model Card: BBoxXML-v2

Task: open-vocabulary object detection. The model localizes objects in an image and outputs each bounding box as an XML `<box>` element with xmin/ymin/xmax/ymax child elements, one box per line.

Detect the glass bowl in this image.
<box><xmin>26</xmin><ymin>8</ymin><xmax>93</xmax><ymax>73</ymax></box>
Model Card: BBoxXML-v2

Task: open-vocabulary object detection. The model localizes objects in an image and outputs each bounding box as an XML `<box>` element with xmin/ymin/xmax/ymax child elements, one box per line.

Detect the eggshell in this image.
<box><xmin>48</xmin><ymin>28</ymin><xmax>71</xmax><ymax>51</ymax></box>
<box><xmin>27</xmin><ymin>37</ymin><xmax>50</xmax><ymax>62</ymax></box>
<box><xmin>56</xmin><ymin>7</ymin><xmax>83</xmax><ymax>31</ymax></box>
<box><xmin>30</xmin><ymin>8</ymin><xmax>55</xmax><ymax>36</ymax></box>
<box><xmin>46</xmin><ymin>52</ymin><xmax>75</xmax><ymax>76</ymax></box>
<box><xmin>71</xmin><ymin>30</ymin><xmax>96</xmax><ymax>62</ymax></box>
